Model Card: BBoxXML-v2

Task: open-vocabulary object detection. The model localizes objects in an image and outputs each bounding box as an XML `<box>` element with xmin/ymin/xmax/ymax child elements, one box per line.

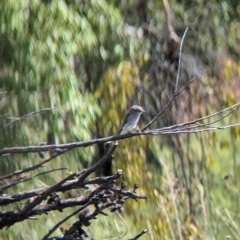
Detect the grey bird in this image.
<box><xmin>119</xmin><ymin>105</ymin><xmax>145</xmax><ymax>135</ymax></box>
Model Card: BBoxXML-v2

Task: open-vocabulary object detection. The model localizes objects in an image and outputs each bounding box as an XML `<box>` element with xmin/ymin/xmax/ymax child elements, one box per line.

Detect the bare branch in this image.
<box><xmin>41</xmin><ymin>201</ymin><xmax>91</xmax><ymax>240</ymax></box>
<box><xmin>2</xmin><ymin>108</ymin><xmax>53</xmax><ymax>130</ymax></box>
<box><xmin>142</xmin><ymin>79</ymin><xmax>194</xmax><ymax>130</ymax></box>
<box><xmin>128</xmin><ymin>229</ymin><xmax>148</xmax><ymax>240</ymax></box>
<box><xmin>35</xmin><ymin>167</ymin><xmax>67</xmax><ymax>178</ymax></box>
<box><xmin>0</xmin><ymin>167</ymin><xmax>67</xmax><ymax>192</ymax></box>
<box><xmin>1</xmin><ymin>102</ymin><xmax>240</xmax><ymax>157</ymax></box>
<box><xmin>0</xmin><ymin>137</ymin><xmax>115</xmax><ymax>156</ymax></box>
<box><xmin>0</xmin><ymin>150</ymin><xmax>68</xmax><ymax>181</ymax></box>
<box><xmin>76</xmin><ymin>143</ymin><xmax>118</xmax><ymax>184</ymax></box>
<box><xmin>175</xmin><ymin>27</ymin><xmax>189</xmax><ymax>93</ymax></box>
<box><xmin>0</xmin><ymin>193</ymin><xmax>94</xmax><ymax>229</ymax></box>
<box><xmin>21</xmin><ymin>172</ymin><xmax>78</xmax><ymax>214</ymax></box>
<box><xmin>0</xmin><ymin>146</ymin><xmax>119</xmax><ymax>206</ymax></box>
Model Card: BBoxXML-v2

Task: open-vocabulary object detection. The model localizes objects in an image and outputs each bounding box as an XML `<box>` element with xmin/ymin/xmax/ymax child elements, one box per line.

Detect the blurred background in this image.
<box><xmin>1</xmin><ymin>0</ymin><xmax>240</xmax><ymax>239</ymax></box>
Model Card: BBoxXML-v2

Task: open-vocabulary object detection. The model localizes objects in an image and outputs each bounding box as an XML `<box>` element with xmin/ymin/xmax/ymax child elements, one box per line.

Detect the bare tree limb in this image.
<box><xmin>1</xmin><ymin>101</ymin><xmax>240</xmax><ymax>156</ymax></box>
<box><xmin>21</xmin><ymin>172</ymin><xmax>78</xmax><ymax>214</ymax></box>
<box><xmin>41</xmin><ymin>201</ymin><xmax>92</xmax><ymax>240</ymax></box>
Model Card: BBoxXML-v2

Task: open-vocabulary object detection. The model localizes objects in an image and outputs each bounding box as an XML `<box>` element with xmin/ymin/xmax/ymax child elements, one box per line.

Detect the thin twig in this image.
<box><xmin>149</xmin><ymin>102</ymin><xmax>240</xmax><ymax>133</ymax></box>
<box><xmin>2</xmin><ymin>108</ymin><xmax>53</xmax><ymax>130</ymax></box>
<box><xmin>41</xmin><ymin>201</ymin><xmax>92</xmax><ymax>240</ymax></box>
<box><xmin>156</xmin><ymin>104</ymin><xmax>240</xmax><ymax>133</ymax></box>
<box><xmin>151</xmin><ymin>123</ymin><xmax>240</xmax><ymax>135</ymax></box>
<box><xmin>21</xmin><ymin>172</ymin><xmax>78</xmax><ymax>214</ymax></box>
<box><xmin>142</xmin><ymin>79</ymin><xmax>194</xmax><ymax>131</ymax></box>
<box><xmin>128</xmin><ymin>229</ymin><xmax>148</xmax><ymax>240</ymax></box>
<box><xmin>157</xmin><ymin>102</ymin><xmax>240</xmax><ymax>132</ymax></box>
<box><xmin>175</xmin><ymin>27</ymin><xmax>189</xmax><ymax>93</ymax></box>
<box><xmin>0</xmin><ymin>168</ymin><xmax>67</xmax><ymax>192</ymax></box>
<box><xmin>0</xmin><ymin>176</ymin><xmax>34</xmax><ymax>192</ymax></box>
<box><xmin>35</xmin><ymin>167</ymin><xmax>67</xmax><ymax>177</ymax></box>
<box><xmin>0</xmin><ymin>149</ymin><xmax>68</xmax><ymax>180</ymax></box>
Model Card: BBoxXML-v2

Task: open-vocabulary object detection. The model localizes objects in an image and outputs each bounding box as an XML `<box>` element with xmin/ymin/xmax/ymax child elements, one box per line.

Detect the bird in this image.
<box><xmin>119</xmin><ymin>105</ymin><xmax>145</xmax><ymax>135</ymax></box>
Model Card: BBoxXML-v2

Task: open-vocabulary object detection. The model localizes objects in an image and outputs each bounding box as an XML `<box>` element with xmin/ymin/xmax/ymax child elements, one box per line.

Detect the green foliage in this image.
<box><xmin>0</xmin><ymin>0</ymin><xmax>101</xmax><ymax>147</ymax></box>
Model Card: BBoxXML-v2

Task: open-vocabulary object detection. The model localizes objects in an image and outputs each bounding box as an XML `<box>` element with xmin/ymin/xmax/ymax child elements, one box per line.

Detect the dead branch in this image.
<box><xmin>0</xmin><ymin>167</ymin><xmax>67</xmax><ymax>192</ymax></box>
<box><xmin>142</xmin><ymin>79</ymin><xmax>194</xmax><ymax>130</ymax></box>
<box><xmin>1</xmin><ymin>100</ymin><xmax>240</xmax><ymax>157</ymax></box>
<box><xmin>0</xmin><ymin>170</ymin><xmax>146</xmax><ymax>206</ymax></box>
<box><xmin>175</xmin><ymin>27</ymin><xmax>189</xmax><ymax>93</ymax></box>
<box><xmin>0</xmin><ymin>149</ymin><xmax>68</xmax><ymax>181</ymax></box>
<box><xmin>128</xmin><ymin>229</ymin><xmax>148</xmax><ymax>240</ymax></box>
<box><xmin>0</xmin><ymin>140</ymin><xmax>147</xmax><ymax>237</ymax></box>
<box><xmin>0</xmin><ymin>170</ymin><xmax>147</xmax><ymax>230</ymax></box>
<box><xmin>21</xmin><ymin>172</ymin><xmax>79</xmax><ymax>214</ymax></box>
<box><xmin>2</xmin><ymin>108</ymin><xmax>53</xmax><ymax>130</ymax></box>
